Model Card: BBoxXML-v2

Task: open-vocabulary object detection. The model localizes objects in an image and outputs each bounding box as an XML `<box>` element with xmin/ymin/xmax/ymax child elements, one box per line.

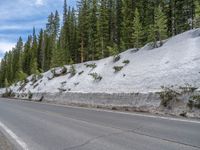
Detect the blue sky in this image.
<box><xmin>0</xmin><ymin>0</ymin><xmax>76</xmax><ymax>59</ymax></box>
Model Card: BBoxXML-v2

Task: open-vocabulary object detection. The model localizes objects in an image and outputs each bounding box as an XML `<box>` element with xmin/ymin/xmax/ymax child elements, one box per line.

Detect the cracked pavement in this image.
<box><xmin>0</xmin><ymin>98</ymin><xmax>200</xmax><ymax>150</ymax></box>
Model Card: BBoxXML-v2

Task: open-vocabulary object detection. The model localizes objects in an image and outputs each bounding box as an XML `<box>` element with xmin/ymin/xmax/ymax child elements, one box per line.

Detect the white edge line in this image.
<box><xmin>0</xmin><ymin>121</ymin><xmax>29</xmax><ymax>150</ymax></box>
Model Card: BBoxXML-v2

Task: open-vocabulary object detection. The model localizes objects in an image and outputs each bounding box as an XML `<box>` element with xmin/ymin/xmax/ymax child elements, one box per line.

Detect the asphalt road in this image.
<box><xmin>0</xmin><ymin>98</ymin><xmax>200</xmax><ymax>150</ymax></box>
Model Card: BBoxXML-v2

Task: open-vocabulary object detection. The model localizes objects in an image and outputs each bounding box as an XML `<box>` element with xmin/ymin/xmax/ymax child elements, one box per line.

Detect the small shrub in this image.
<box><xmin>188</xmin><ymin>95</ymin><xmax>200</xmax><ymax>109</ymax></box>
<box><xmin>38</xmin><ymin>74</ymin><xmax>43</xmax><ymax>80</ymax></box>
<box><xmin>28</xmin><ymin>91</ymin><xmax>33</xmax><ymax>99</ymax></box>
<box><xmin>19</xmin><ymin>82</ymin><xmax>27</xmax><ymax>91</ymax></box>
<box><xmin>33</xmin><ymin>83</ymin><xmax>39</xmax><ymax>89</ymax></box>
<box><xmin>107</xmin><ymin>44</ymin><xmax>118</xmax><ymax>56</ymax></box>
<box><xmin>179</xmin><ymin>112</ymin><xmax>187</xmax><ymax>117</ymax></box>
<box><xmin>17</xmin><ymin>71</ymin><xmax>28</xmax><ymax>81</ymax></box>
<box><xmin>85</xmin><ymin>63</ymin><xmax>97</xmax><ymax>69</ymax></box>
<box><xmin>74</xmin><ymin>82</ymin><xmax>80</xmax><ymax>86</ymax></box>
<box><xmin>113</xmin><ymin>66</ymin><xmax>123</xmax><ymax>73</ymax></box>
<box><xmin>179</xmin><ymin>84</ymin><xmax>197</xmax><ymax>93</ymax></box>
<box><xmin>123</xmin><ymin>60</ymin><xmax>130</xmax><ymax>65</ymax></box>
<box><xmin>187</xmin><ymin>100</ymin><xmax>194</xmax><ymax>110</ymax></box>
<box><xmin>112</xmin><ymin>106</ymin><xmax>118</xmax><ymax>110</ymax></box>
<box><xmin>62</xmin><ymin>67</ymin><xmax>67</xmax><ymax>74</ymax></box>
<box><xmin>58</xmin><ymin>88</ymin><xmax>67</xmax><ymax>93</ymax></box>
<box><xmin>31</xmin><ymin>74</ymin><xmax>38</xmax><ymax>84</ymax></box>
<box><xmin>24</xmin><ymin>78</ymin><xmax>29</xmax><ymax>83</ymax></box>
<box><xmin>2</xmin><ymin>89</ymin><xmax>14</xmax><ymax>97</ymax></box>
<box><xmin>159</xmin><ymin>86</ymin><xmax>180</xmax><ymax>108</ymax></box>
<box><xmin>38</xmin><ymin>96</ymin><xmax>44</xmax><ymax>102</ymax></box>
<box><xmin>131</xmin><ymin>48</ymin><xmax>139</xmax><ymax>53</ymax></box>
<box><xmin>89</xmin><ymin>73</ymin><xmax>102</xmax><ymax>81</ymax></box>
<box><xmin>61</xmin><ymin>81</ymin><xmax>67</xmax><ymax>86</ymax></box>
<box><xmin>78</xmin><ymin>71</ymin><xmax>84</xmax><ymax>75</ymax></box>
<box><xmin>113</xmin><ymin>55</ymin><xmax>120</xmax><ymax>62</ymax></box>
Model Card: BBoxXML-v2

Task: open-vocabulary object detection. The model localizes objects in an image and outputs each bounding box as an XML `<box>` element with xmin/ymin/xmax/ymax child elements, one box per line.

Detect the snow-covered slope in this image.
<box><xmin>7</xmin><ymin>29</ymin><xmax>200</xmax><ymax>94</ymax></box>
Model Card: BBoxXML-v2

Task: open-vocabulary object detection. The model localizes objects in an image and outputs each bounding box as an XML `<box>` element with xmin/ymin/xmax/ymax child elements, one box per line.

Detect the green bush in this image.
<box><xmin>187</xmin><ymin>100</ymin><xmax>194</xmax><ymax>110</ymax></box>
<box><xmin>28</xmin><ymin>91</ymin><xmax>33</xmax><ymax>99</ymax></box>
<box><xmin>19</xmin><ymin>81</ymin><xmax>27</xmax><ymax>91</ymax></box>
<box><xmin>16</xmin><ymin>71</ymin><xmax>27</xmax><ymax>81</ymax></box>
<box><xmin>159</xmin><ymin>86</ymin><xmax>180</xmax><ymax>108</ymax></box>
<box><xmin>85</xmin><ymin>63</ymin><xmax>97</xmax><ymax>69</ymax></box>
<box><xmin>31</xmin><ymin>74</ymin><xmax>38</xmax><ymax>84</ymax></box>
<box><xmin>23</xmin><ymin>78</ymin><xmax>29</xmax><ymax>84</ymax></box>
<box><xmin>113</xmin><ymin>66</ymin><xmax>123</xmax><ymax>73</ymax></box>
<box><xmin>78</xmin><ymin>71</ymin><xmax>84</xmax><ymax>75</ymax></box>
<box><xmin>179</xmin><ymin>84</ymin><xmax>197</xmax><ymax>93</ymax></box>
<box><xmin>2</xmin><ymin>89</ymin><xmax>15</xmax><ymax>98</ymax></box>
<box><xmin>58</xmin><ymin>88</ymin><xmax>67</xmax><ymax>92</ymax></box>
<box><xmin>107</xmin><ymin>44</ymin><xmax>118</xmax><ymax>56</ymax></box>
<box><xmin>89</xmin><ymin>73</ymin><xmax>102</xmax><ymax>81</ymax></box>
<box><xmin>188</xmin><ymin>95</ymin><xmax>200</xmax><ymax>109</ymax></box>
<box><xmin>74</xmin><ymin>82</ymin><xmax>80</xmax><ymax>86</ymax></box>
<box><xmin>113</xmin><ymin>55</ymin><xmax>120</xmax><ymax>62</ymax></box>
<box><xmin>33</xmin><ymin>83</ymin><xmax>39</xmax><ymax>89</ymax></box>
<box><xmin>123</xmin><ymin>60</ymin><xmax>130</xmax><ymax>65</ymax></box>
<box><xmin>38</xmin><ymin>74</ymin><xmax>43</xmax><ymax>80</ymax></box>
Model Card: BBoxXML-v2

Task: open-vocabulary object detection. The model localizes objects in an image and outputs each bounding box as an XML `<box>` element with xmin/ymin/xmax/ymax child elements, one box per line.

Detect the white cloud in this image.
<box><xmin>0</xmin><ymin>42</ymin><xmax>15</xmax><ymax>61</ymax></box>
<box><xmin>0</xmin><ymin>42</ymin><xmax>15</xmax><ymax>53</ymax></box>
<box><xmin>0</xmin><ymin>19</ymin><xmax>46</xmax><ymax>31</ymax></box>
<box><xmin>35</xmin><ymin>0</ymin><xmax>44</xmax><ymax>6</ymax></box>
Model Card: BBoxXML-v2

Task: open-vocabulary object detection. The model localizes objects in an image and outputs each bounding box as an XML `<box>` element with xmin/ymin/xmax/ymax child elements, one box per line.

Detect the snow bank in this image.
<box><xmin>4</xmin><ymin>28</ymin><xmax>200</xmax><ymax>94</ymax></box>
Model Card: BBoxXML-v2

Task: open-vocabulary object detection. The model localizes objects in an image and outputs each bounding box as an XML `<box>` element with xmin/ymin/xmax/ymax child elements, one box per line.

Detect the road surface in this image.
<box><xmin>0</xmin><ymin>98</ymin><xmax>200</xmax><ymax>150</ymax></box>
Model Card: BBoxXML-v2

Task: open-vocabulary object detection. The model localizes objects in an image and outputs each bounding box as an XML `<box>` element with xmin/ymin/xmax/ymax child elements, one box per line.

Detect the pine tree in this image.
<box><xmin>1</xmin><ymin>0</ymin><xmax>199</xmax><ymax>87</ymax></box>
<box><xmin>51</xmin><ymin>10</ymin><xmax>61</xmax><ymax>68</ymax></box>
<box><xmin>77</xmin><ymin>0</ymin><xmax>90</xmax><ymax>62</ymax></box>
<box><xmin>121</xmin><ymin>0</ymin><xmax>134</xmax><ymax>49</ymax></box>
<box><xmin>53</xmin><ymin>10</ymin><xmax>60</xmax><ymax>38</ymax></box>
<box><xmin>99</xmin><ymin>0</ymin><xmax>110</xmax><ymax>58</ymax></box>
<box><xmin>147</xmin><ymin>24</ymin><xmax>157</xmax><ymax>47</ymax></box>
<box><xmin>4</xmin><ymin>78</ymin><xmax>9</xmax><ymax>88</ymax></box>
<box><xmin>30</xmin><ymin>58</ymin><xmax>39</xmax><ymax>75</ymax></box>
<box><xmin>60</xmin><ymin>5</ymin><xmax>70</xmax><ymax>64</ymax></box>
<box><xmin>13</xmin><ymin>37</ymin><xmax>23</xmax><ymax>81</ymax></box>
<box><xmin>154</xmin><ymin>6</ymin><xmax>167</xmax><ymax>46</ymax></box>
<box><xmin>132</xmin><ymin>8</ymin><xmax>143</xmax><ymax>48</ymax></box>
<box><xmin>70</xmin><ymin>8</ymin><xmax>78</xmax><ymax>63</ymax></box>
<box><xmin>107</xmin><ymin>0</ymin><xmax>116</xmax><ymax>48</ymax></box>
<box><xmin>116</xmin><ymin>0</ymin><xmax>124</xmax><ymax>51</ymax></box>
<box><xmin>165</xmin><ymin>0</ymin><xmax>175</xmax><ymax>36</ymax></box>
<box><xmin>45</xmin><ymin>12</ymin><xmax>55</xmax><ymax>70</ymax></box>
<box><xmin>195</xmin><ymin>0</ymin><xmax>200</xmax><ymax>28</ymax></box>
<box><xmin>37</xmin><ymin>29</ymin><xmax>44</xmax><ymax>71</ymax></box>
<box><xmin>23</xmin><ymin>36</ymin><xmax>32</xmax><ymax>74</ymax></box>
<box><xmin>29</xmin><ymin>27</ymin><xmax>39</xmax><ymax>74</ymax></box>
<box><xmin>88</xmin><ymin>0</ymin><xmax>99</xmax><ymax>60</ymax></box>
<box><xmin>63</xmin><ymin>0</ymin><xmax>68</xmax><ymax>24</ymax></box>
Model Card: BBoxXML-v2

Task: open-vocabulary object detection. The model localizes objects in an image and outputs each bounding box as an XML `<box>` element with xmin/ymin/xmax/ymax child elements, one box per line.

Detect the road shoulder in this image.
<box><xmin>0</xmin><ymin>130</ymin><xmax>16</xmax><ymax>150</ymax></box>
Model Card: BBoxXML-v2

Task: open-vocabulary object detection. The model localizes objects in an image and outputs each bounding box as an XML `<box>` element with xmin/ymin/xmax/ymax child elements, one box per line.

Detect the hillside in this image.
<box><xmin>3</xmin><ymin>28</ymin><xmax>199</xmax><ymax>94</ymax></box>
<box><xmin>1</xmin><ymin>29</ymin><xmax>200</xmax><ymax>118</ymax></box>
